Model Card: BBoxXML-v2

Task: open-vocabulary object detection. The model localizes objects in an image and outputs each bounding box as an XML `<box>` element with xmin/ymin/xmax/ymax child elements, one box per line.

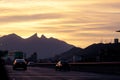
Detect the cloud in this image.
<box><xmin>32</xmin><ymin>26</ymin><xmax>77</xmax><ymax>34</ymax></box>
<box><xmin>0</xmin><ymin>13</ymin><xmax>63</xmax><ymax>24</ymax></box>
<box><xmin>93</xmin><ymin>1</ymin><xmax>120</xmax><ymax>9</ymax></box>
<box><xmin>0</xmin><ymin>0</ymin><xmax>120</xmax><ymax>48</ymax></box>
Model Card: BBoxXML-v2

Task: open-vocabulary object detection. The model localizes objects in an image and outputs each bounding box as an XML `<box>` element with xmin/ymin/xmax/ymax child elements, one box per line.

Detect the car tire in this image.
<box><xmin>24</xmin><ymin>67</ymin><xmax>27</xmax><ymax>70</ymax></box>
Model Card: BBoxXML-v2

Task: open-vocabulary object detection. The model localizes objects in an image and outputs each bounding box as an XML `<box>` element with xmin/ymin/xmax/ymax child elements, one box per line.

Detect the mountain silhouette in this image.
<box><xmin>51</xmin><ymin>47</ymin><xmax>83</xmax><ymax>62</ymax></box>
<box><xmin>83</xmin><ymin>43</ymin><xmax>120</xmax><ymax>61</ymax></box>
<box><xmin>0</xmin><ymin>33</ymin><xmax>74</xmax><ymax>59</ymax></box>
<box><xmin>55</xmin><ymin>42</ymin><xmax>120</xmax><ymax>62</ymax></box>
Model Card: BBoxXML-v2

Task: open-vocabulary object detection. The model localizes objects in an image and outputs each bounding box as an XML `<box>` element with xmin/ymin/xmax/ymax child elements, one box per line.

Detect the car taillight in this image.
<box><xmin>13</xmin><ymin>61</ymin><xmax>16</xmax><ymax>65</ymax></box>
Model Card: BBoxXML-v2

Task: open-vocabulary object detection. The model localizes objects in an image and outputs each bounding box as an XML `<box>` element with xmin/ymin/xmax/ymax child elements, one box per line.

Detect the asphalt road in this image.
<box><xmin>5</xmin><ymin>65</ymin><xmax>120</xmax><ymax>80</ymax></box>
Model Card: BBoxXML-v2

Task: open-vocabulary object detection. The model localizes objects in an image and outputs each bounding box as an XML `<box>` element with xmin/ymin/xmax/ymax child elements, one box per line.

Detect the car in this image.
<box><xmin>27</xmin><ymin>61</ymin><xmax>35</xmax><ymax>66</ymax></box>
<box><xmin>55</xmin><ymin>61</ymin><xmax>70</xmax><ymax>71</ymax></box>
<box><xmin>13</xmin><ymin>59</ymin><xmax>27</xmax><ymax>70</ymax></box>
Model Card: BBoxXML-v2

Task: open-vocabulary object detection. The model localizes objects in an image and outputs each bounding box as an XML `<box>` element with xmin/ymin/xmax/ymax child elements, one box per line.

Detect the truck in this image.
<box><xmin>14</xmin><ymin>51</ymin><xmax>25</xmax><ymax>59</ymax></box>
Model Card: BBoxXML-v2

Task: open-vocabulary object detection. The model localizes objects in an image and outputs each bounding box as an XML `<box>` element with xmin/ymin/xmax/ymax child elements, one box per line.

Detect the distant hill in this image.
<box><xmin>0</xmin><ymin>33</ymin><xmax>74</xmax><ymax>59</ymax></box>
<box><xmin>84</xmin><ymin>43</ymin><xmax>120</xmax><ymax>61</ymax></box>
<box><xmin>52</xmin><ymin>47</ymin><xmax>83</xmax><ymax>62</ymax></box>
<box><xmin>53</xmin><ymin>42</ymin><xmax>120</xmax><ymax>62</ymax></box>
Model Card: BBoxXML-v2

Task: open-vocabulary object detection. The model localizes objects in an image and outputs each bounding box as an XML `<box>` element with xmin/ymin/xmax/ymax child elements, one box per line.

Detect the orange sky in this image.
<box><xmin>0</xmin><ymin>0</ymin><xmax>120</xmax><ymax>48</ymax></box>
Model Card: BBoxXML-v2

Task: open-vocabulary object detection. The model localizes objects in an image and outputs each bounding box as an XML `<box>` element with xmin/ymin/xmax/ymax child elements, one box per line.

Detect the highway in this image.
<box><xmin>5</xmin><ymin>65</ymin><xmax>120</xmax><ymax>80</ymax></box>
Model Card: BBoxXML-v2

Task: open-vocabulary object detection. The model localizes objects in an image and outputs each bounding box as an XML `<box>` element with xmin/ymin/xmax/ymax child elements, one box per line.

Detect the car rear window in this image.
<box><xmin>16</xmin><ymin>59</ymin><xmax>25</xmax><ymax>62</ymax></box>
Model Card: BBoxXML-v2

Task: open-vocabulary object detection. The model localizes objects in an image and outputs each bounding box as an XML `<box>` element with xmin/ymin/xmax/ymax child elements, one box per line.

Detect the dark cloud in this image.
<box><xmin>0</xmin><ymin>13</ymin><xmax>63</xmax><ymax>23</ymax></box>
<box><xmin>0</xmin><ymin>8</ymin><xmax>17</xmax><ymax>12</ymax></box>
<box><xmin>95</xmin><ymin>2</ymin><xmax>120</xmax><ymax>9</ymax></box>
<box><xmin>32</xmin><ymin>26</ymin><xmax>77</xmax><ymax>33</ymax></box>
<box><xmin>73</xmin><ymin>32</ymin><xmax>113</xmax><ymax>38</ymax></box>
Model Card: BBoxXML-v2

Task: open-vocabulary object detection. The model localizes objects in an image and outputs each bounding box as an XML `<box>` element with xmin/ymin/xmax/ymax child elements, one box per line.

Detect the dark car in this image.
<box><xmin>13</xmin><ymin>59</ymin><xmax>27</xmax><ymax>70</ymax></box>
<box><xmin>55</xmin><ymin>61</ymin><xmax>70</xmax><ymax>71</ymax></box>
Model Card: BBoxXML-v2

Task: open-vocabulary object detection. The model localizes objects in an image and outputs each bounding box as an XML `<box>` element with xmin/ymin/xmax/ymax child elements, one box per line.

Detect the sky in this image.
<box><xmin>0</xmin><ymin>0</ymin><xmax>120</xmax><ymax>48</ymax></box>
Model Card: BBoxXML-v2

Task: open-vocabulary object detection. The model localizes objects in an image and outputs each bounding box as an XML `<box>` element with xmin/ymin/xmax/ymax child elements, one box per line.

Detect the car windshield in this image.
<box><xmin>0</xmin><ymin>0</ymin><xmax>120</xmax><ymax>80</ymax></box>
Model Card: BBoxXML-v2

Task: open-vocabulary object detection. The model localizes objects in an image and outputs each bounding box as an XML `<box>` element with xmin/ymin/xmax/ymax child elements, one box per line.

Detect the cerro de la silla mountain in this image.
<box><xmin>0</xmin><ymin>33</ymin><xmax>74</xmax><ymax>59</ymax></box>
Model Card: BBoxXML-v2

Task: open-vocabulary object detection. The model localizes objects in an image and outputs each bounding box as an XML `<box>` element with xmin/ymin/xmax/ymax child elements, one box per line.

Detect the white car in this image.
<box><xmin>27</xmin><ymin>62</ymin><xmax>35</xmax><ymax>66</ymax></box>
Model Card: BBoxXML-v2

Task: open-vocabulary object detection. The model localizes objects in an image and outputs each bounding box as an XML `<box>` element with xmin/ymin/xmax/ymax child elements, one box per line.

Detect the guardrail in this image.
<box><xmin>32</xmin><ymin>62</ymin><xmax>120</xmax><ymax>74</ymax></box>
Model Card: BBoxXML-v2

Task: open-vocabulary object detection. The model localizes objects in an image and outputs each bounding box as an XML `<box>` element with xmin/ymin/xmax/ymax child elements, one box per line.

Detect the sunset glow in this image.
<box><xmin>0</xmin><ymin>0</ymin><xmax>120</xmax><ymax>48</ymax></box>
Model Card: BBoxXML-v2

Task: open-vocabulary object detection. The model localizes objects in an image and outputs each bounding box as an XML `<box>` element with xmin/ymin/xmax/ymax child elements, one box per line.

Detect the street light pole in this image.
<box><xmin>116</xmin><ymin>30</ymin><xmax>120</xmax><ymax>32</ymax></box>
<box><xmin>115</xmin><ymin>30</ymin><xmax>120</xmax><ymax>43</ymax></box>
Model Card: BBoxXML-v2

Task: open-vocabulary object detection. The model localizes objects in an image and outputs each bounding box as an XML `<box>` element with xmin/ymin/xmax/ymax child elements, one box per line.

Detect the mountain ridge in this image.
<box><xmin>0</xmin><ymin>33</ymin><xmax>74</xmax><ymax>59</ymax></box>
<box><xmin>53</xmin><ymin>42</ymin><xmax>120</xmax><ymax>62</ymax></box>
